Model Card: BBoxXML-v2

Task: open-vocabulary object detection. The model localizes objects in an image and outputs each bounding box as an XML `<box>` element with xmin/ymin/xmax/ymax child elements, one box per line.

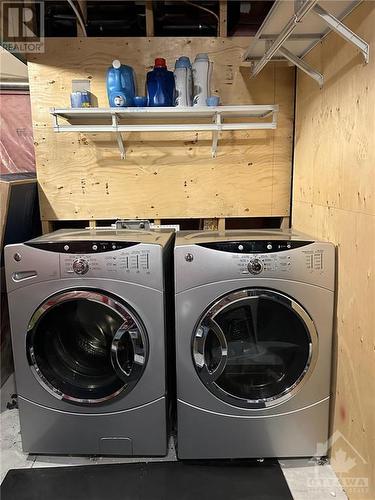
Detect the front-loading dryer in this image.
<box><xmin>5</xmin><ymin>228</ymin><xmax>174</xmax><ymax>456</ymax></box>
<box><xmin>174</xmin><ymin>229</ymin><xmax>335</xmax><ymax>459</ymax></box>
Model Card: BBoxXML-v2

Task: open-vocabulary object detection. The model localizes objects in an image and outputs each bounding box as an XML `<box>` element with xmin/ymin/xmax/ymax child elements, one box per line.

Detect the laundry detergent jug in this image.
<box><xmin>174</xmin><ymin>56</ymin><xmax>193</xmax><ymax>107</ymax></box>
<box><xmin>106</xmin><ymin>59</ymin><xmax>136</xmax><ymax>107</ymax></box>
<box><xmin>146</xmin><ymin>58</ymin><xmax>175</xmax><ymax>107</ymax></box>
<box><xmin>192</xmin><ymin>53</ymin><xmax>212</xmax><ymax>106</ymax></box>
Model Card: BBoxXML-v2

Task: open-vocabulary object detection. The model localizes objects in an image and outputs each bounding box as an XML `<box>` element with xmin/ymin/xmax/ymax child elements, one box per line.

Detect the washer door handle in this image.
<box><xmin>111</xmin><ymin>324</ymin><xmax>146</xmax><ymax>384</ymax></box>
<box><xmin>194</xmin><ymin>318</ymin><xmax>228</xmax><ymax>384</ymax></box>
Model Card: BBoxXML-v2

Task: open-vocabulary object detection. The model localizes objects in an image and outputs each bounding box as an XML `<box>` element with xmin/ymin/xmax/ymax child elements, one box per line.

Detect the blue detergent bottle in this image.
<box><xmin>146</xmin><ymin>58</ymin><xmax>175</xmax><ymax>107</ymax></box>
<box><xmin>106</xmin><ymin>59</ymin><xmax>136</xmax><ymax>107</ymax></box>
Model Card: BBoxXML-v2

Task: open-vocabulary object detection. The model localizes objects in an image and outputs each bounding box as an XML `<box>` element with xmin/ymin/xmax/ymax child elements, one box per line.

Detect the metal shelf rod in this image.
<box><xmin>54</xmin><ymin>123</ymin><xmax>277</xmax><ymax>133</ymax></box>
<box><xmin>51</xmin><ymin>105</ymin><xmax>277</xmax><ymax>120</ymax></box>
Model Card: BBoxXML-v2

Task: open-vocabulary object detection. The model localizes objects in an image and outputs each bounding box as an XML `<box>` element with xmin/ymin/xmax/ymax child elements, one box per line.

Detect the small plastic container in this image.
<box><xmin>206</xmin><ymin>95</ymin><xmax>220</xmax><ymax>106</ymax></box>
<box><xmin>70</xmin><ymin>91</ymin><xmax>91</xmax><ymax>108</ymax></box>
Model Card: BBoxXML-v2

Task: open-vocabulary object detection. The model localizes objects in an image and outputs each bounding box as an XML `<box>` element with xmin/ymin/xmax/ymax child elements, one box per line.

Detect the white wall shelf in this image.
<box><xmin>243</xmin><ymin>0</ymin><xmax>369</xmax><ymax>87</ymax></box>
<box><xmin>50</xmin><ymin>105</ymin><xmax>279</xmax><ymax>159</ymax></box>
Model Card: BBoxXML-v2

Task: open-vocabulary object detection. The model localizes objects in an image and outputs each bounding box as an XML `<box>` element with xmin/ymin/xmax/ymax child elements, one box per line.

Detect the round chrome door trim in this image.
<box><xmin>26</xmin><ymin>289</ymin><xmax>148</xmax><ymax>405</ymax></box>
<box><xmin>193</xmin><ymin>318</ymin><xmax>228</xmax><ymax>385</ymax></box>
<box><xmin>192</xmin><ymin>288</ymin><xmax>319</xmax><ymax>410</ymax></box>
<box><xmin>111</xmin><ymin>325</ymin><xmax>147</xmax><ymax>385</ymax></box>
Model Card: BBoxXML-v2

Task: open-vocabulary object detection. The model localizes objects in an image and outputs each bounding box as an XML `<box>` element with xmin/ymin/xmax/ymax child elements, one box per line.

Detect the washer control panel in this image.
<box><xmin>8</xmin><ymin>239</ymin><xmax>165</xmax><ymax>292</ymax></box>
<box><xmin>27</xmin><ymin>240</ymin><xmax>137</xmax><ymax>254</ymax></box>
<box><xmin>24</xmin><ymin>240</ymin><xmax>155</xmax><ymax>278</ymax></box>
<box><xmin>61</xmin><ymin>248</ymin><xmax>152</xmax><ymax>278</ymax></box>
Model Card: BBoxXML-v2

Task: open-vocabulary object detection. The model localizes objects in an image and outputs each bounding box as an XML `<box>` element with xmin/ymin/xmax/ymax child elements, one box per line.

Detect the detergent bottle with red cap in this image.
<box><xmin>146</xmin><ymin>58</ymin><xmax>175</xmax><ymax>107</ymax></box>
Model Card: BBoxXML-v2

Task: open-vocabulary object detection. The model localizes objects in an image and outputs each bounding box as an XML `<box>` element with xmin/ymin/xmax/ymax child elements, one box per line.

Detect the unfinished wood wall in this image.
<box><xmin>292</xmin><ymin>3</ymin><xmax>375</xmax><ymax>498</ymax></box>
<box><xmin>27</xmin><ymin>37</ymin><xmax>294</xmax><ymax>222</ymax></box>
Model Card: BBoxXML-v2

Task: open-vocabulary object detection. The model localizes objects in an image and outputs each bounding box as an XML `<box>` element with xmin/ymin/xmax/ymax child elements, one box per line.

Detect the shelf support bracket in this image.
<box><xmin>211</xmin><ymin>112</ymin><xmax>221</xmax><ymax>159</ymax></box>
<box><xmin>248</xmin><ymin>0</ymin><xmax>318</xmax><ymax>77</ymax></box>
<box><xmin>313</xmin><ymin>4</ymin><xmax>369</xmax><ymax>63</ymax></box>
<box><xmin>51</xmin><ymin>110</ymin><xmax>59</xmax><ymax>131</ymax></box>
<box><xmin>111</xmin><ymin>114</ymin><xmax>126</xmax><ymax>159</ymax></box>
<box><xmin>278</xmin><ymin>46</ymin><xmax>324</xmax><ymax>87</ymax></box>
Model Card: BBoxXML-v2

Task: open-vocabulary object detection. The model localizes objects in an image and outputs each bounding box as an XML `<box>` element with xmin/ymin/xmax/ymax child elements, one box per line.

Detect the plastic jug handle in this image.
<box><xmin>113</xmin><ymin>66</ymin><xmax>122</xmax><ymax>90</ymax></box>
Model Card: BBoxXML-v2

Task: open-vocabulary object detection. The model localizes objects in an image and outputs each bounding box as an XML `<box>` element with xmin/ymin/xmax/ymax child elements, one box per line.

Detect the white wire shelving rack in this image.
<box><xmin>242</xmin><ymin>0</ymin><xmax>369</xmax><ymax>87</ymax></box>
<box><xmin>50</xmin><ymin>105</ymin><xmax>279</xmax><ymax>159</ymax></box>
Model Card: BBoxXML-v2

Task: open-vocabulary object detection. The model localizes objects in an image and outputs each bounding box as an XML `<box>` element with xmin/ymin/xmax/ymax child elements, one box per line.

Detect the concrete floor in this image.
<box><xmin>1</xmin><ymin>376</ymin><xmax>347</xmax><ymax>499</ymax></box>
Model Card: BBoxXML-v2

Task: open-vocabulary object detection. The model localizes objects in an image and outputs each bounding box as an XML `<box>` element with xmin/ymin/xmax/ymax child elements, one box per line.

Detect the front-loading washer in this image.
<box><xmin>5</xmin><ymin>228</ymin><xmax>174</xmax><ymax>456</ymax></box>
<box><xmin>174</xmin><ymin>229</ymin><xmax>335</xmax><ymax>459</ymax></box>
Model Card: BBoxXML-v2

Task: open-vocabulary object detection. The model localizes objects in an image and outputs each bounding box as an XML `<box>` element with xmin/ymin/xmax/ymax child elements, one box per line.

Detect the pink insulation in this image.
<box><xmin>0</xmin><ymin>91</ymin><xmax>35</xmax><ymax>174</ymax></box>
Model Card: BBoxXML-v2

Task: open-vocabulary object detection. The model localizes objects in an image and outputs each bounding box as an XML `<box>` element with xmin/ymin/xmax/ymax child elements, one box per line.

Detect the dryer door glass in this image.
<box><xmin>193</xmin><ymin>289</ymin><xmax>317</xmax><ymax>409</ymax></box>
<box><xmin>27</xmin><ymin>290</ymin><xmax>148</xmax><ymax>405</ymax></box>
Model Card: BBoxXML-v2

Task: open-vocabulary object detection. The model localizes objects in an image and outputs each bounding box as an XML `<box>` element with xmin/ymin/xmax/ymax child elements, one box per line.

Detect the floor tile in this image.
<box><xmin>280</xmin><ymin>458</ymin><xmax>348</xmax><ymax>499</ymax></box>
<box><xmin>0</xmin><ymin>409</ymin><xmax>34</xmax><ymax>482</ymax></box>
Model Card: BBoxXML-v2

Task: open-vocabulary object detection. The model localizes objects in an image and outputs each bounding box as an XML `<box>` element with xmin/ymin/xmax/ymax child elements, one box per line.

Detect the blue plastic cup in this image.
<box><xmin>206</xmin><ymin>95</ymin><xmax>220</xmax><ymax>106</ymax></box>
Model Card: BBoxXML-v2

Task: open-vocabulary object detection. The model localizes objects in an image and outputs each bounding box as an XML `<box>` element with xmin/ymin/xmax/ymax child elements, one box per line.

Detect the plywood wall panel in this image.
<box><xmin>293</xmin><ymin>2</ymin><xmax>375</xmax><ymax>498</ymax></box>
<box><xmin>27</xmin><ymin>37</ymin><xmax>294</xmax><ymax>221</ymax></box>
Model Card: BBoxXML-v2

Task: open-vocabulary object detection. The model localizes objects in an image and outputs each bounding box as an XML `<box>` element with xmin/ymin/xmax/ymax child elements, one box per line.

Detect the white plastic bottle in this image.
<box><xmin>192</xmin><ymin>53</ymin><xmax>213</xmax><ymax>106</ymax></box>
<box><xmin>174</xmin><ymin>56</ymin><xmax>193</xmax><ymax>107</ymax></box>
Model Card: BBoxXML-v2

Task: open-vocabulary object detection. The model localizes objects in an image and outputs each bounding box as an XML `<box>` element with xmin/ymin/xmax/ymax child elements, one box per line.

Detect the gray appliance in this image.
<box><xmin>5</xmin><ymin>228</ymin><xmax>174</xmax><ymax>456</ymax></box>
<box><xmin>174</xmin><ymin>229</ymin><xmax>335</xmax><ymax>459</ymax></box>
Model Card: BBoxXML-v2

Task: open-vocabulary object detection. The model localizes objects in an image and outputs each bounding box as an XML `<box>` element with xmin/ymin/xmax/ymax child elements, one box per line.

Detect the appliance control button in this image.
<box><xmin>238</xmin><ymin>244</ymin><xmax>244</xmax><ymax>251</ymax></box>
<box><xmin>287</xmin><ymin>243</ymin><xmax>291</xmax><ymax>249</ymax></box>
<box><xmin>72</xmin><ymin>258</ymin><xmax>89</xmax><ymax>275</ymax></box>
<box><xmin>63</xmin><ymin>245</ymin><xmax>69</xmax><ymax>251</ymax></box>
<box><xmin>13</xmin><ymin>253</ymin><xmax>22</xmax><ymax>262</ymax></box>
<box><xmin>248</xmin><ymin>259</ymin><xmax>263</xmax><ymax>275</ymax></box>
<box><xmin>185</xmin><ymin>253</ymin><xmax>194</xmax><ymax>262</ymax></box>
<box><xmin>112</xmin><ymin>244</ymin><xmax>116</xmax><ymax>250</ymax></box>
<box><xmin>267</xmin><ymin>244</ymin><xmax>272</xmax><ymax>250</ymax></box>
<box><xmin>92</xmin><ymin>244</ymin><xmax>98</xmax><ymax>251</ymax></box>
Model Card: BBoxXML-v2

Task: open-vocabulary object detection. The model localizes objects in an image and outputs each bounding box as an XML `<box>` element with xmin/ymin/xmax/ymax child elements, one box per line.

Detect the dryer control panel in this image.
<box><xmin>175</xmin><ymin>239</ymin><xmax>335</xmax><ymax>292</ymax></box>
<box><xmin>235</xmin><ymin>248</ymin><xmax>325</xmax><ymax>276</ymax></box>
<box><xmin>236</xmin><ymin>253</ymin><xmax>293</xmax><ymax>275</ymax></box>
<box><xmin>198</xmin><ymin>240</ymin><xmax>326</xmax><ymax>276</ymax></box>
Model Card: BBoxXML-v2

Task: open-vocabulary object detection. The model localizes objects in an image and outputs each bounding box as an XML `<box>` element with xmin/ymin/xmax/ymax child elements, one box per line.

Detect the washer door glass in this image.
<box><xmin>27</xmin><ymin>290</ymin><xmax>148</xmax><ymax>405</ymax></box>
<box><xmin>193</xmin><ymin>289</ymin><xmax>317</xmax><ymax>409</ymax></box>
